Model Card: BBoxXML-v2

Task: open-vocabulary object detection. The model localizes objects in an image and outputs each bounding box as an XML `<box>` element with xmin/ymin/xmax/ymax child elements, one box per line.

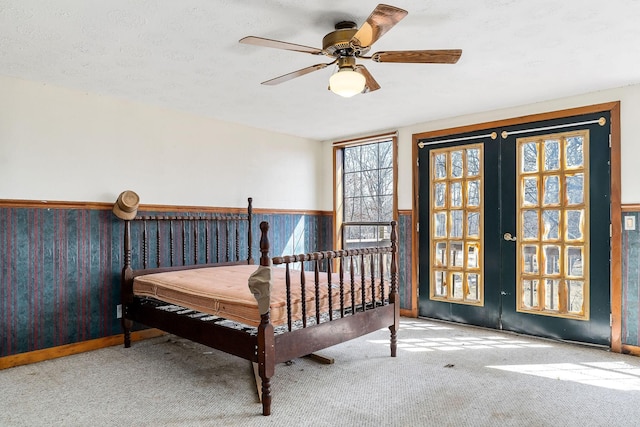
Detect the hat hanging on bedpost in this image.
<box><xmin>112</xmin><ymin>190</ymin><xmax>140</xmax><ymax>220</ymax></box>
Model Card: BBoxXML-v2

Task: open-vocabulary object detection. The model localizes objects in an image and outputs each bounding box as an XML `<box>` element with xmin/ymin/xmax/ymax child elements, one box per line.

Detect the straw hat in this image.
<box><xmin>112</xmin><ymin>190</ymin><xmax>140</xmax><ymax>220</ymax></box>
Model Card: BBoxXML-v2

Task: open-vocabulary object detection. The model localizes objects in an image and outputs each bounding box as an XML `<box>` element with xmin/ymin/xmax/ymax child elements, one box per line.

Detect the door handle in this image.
<box><xmin>503</xmin><ymin>232</ymin><xmax>517</xmax><ymax>241</ymax></box>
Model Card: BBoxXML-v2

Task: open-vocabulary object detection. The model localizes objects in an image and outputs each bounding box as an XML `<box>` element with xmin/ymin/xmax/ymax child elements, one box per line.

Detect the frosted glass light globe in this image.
<box><xmin>329</xmin><ymin>69</ymin><xmax>366</xmax><ymax>98</ymax></box>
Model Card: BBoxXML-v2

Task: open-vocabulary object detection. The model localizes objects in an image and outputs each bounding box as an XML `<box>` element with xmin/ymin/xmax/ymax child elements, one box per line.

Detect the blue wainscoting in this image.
<box><xmin>251</xmin><ymin>212</ymin><xmax>333</xmax><ymax>259</ymax></box>
<box><xmin>1</xmin><ymin>208</ymin><xmax>119</xmax><ymax>357</ymax></box>
<box><xmin>622</xmin><ymin>212</ymin><xmax>640</xmax><ymax>347</ymax></box>
<box><xmin>397</xmin><ymin>212</ymin><xmax>413</xmax><ymax>311</ymax></box>
<box><xmin>0</xmin><ymin>205</ymin><xmax>333</xmax><ymax>358</ymax></box>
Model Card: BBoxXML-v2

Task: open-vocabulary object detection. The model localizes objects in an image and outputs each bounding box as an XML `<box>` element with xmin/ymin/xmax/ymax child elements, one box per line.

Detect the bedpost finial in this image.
<box><xmin>259</xmin><ymin>221</ymin><xmax>270</xmax><ymax>266</ymax></box>
<box><xmin>390</xmin><ymin>220</ymin><xmax>398</xmax><ymax>244</ymax></box>
<box><xmin>247</xmin><ymin>198</ymin><xmax>254</xmax><ymax>264</ymax></box>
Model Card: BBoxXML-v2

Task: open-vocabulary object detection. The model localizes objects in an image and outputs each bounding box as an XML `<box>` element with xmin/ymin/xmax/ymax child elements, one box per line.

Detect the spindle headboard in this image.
<box><xmin>122</xmin><ymin>197</ymin><xmax>253</xmax><ymax>277</ymax></box>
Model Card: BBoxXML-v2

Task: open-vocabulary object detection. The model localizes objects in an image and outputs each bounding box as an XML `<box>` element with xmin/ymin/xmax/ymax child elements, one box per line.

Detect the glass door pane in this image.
<box><xmin>516</xmin><ymin>130</ymin><xmax>589</xmax><ymax>319</ymax></box>
<box><xmin>429</xmin><ymin>144</ymin><xmax>484</xmax><ymax>305</ymax></box>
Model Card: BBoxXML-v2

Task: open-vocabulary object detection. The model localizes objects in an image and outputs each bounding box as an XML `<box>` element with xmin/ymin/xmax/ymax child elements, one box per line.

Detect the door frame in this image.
<box><xmin>411</xmin><ymin>101</ymin><xmax>622</xmax><ymax>351</ymax></box>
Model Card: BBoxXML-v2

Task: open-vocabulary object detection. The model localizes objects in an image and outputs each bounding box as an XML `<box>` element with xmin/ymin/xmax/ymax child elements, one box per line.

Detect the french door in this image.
<box><xmin>417</xmin><ymin>111</ymin><xmax>611</xmax><ymax>345</ymax></box>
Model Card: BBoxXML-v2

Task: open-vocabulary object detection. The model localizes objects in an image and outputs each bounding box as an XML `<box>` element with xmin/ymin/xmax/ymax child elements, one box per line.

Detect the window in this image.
<box><xmin>334</xmin><ymin>134</ymin><xmax>397</xmax><ymax>250</ymax></box>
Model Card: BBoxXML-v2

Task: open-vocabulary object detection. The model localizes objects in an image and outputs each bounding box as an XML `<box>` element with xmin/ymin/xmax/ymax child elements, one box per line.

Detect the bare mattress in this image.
<box><xmin>133</xmin><ymin>265</ymin><xmax>380</xmax><ymax>327</ymax></box>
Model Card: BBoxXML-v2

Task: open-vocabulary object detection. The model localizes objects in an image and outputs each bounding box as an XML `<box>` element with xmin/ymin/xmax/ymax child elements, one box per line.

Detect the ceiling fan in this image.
<box><xmin>239</xmin><ymin>4</ymin><xmax>462</xmax><ymax>97</ymax></box>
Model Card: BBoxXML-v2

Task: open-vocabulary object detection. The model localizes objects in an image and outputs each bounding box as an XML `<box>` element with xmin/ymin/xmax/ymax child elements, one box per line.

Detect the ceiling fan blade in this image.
<box><xmin>350</xmin><ymin>4</ymin><xmax>408</xmax><ymax>50</ymax></box>
<box><xmin>354</xmin><ymin>65</ymin><xmax>381</xmax><ymax>93</ymax></box>
<box><xmin>261</xmin><ymin>62</ymin><xmax>335</xmax><ymax>86</ymax></box>
<box><xmin>371</xmin><ymin>49</ymin><xmax>462</xmax><ymax>64</ymax></box>
<box><xmin>239</xmin><ymin>36</ymin><xmax>323</xmax><ymax>55</ymax></box>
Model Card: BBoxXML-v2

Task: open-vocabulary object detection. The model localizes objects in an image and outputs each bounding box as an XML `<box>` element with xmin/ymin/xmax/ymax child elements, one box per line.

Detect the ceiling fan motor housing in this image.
<box><xmin>322</xmin><ymin>22</ymin><xmax>369</xmax><ymax>57</ymax></box>
<box><xmin>336</xmin><ymin>56</ymin><xmax>357</xmax><ymax>70</ymax></box>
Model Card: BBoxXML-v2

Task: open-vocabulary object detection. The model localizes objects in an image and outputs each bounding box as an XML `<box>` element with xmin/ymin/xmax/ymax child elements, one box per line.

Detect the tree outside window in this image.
<box><xmin>341</xmin><ymin>139</ymin><xmax>395</xmax><ymax>249</ymax></box>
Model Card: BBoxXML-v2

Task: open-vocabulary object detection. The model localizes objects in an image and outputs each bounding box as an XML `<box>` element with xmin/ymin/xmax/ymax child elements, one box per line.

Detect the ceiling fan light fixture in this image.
<box><xmin>240</xmin><ymin>4</ymin><xmax>461</xmax><ymax>95</ymax></box>
<box><xmin>329</xmin><ymin>68</ymin><xmax>366</xmax><ymax>98</ymax></box>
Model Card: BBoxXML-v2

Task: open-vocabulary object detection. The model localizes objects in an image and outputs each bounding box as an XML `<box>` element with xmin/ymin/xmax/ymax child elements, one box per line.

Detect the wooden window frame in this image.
<box><xmin>333</xmin><ymin>132</ymin><xmax>399</xmax><ymax>251</ymax></box>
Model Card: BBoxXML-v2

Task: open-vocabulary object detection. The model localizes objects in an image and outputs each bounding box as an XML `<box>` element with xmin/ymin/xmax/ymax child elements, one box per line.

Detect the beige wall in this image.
<box><xmin>0</xmin><ymin>75</ymin><xmax>322</xmax><ymax>210</ymax></box>
<box><xmin>4</xmin><ymin>73</ymin><xmax>639</xmax><ymax>212</ymax></box>
<box><xmin>321</xmin><ymin>83</ymin><xmax>640</xmax><ymax>211</ymax></box>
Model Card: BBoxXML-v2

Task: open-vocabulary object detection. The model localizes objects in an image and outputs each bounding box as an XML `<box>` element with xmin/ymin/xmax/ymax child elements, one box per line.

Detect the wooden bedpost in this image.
<box><xmin>247</xmin><ymin>197</ymin><xmax>253</xmax><ymax>264</ymax></box>
<box><xmin>259</xmin><ymin>220</ymin><xmax>269</xmax><ymax>267</ymax></box>
<box><xmin>257</xmin><ymin>221</ymin><xmax>274</xmax><ymax>415</ymax></box>
<box><xmin>121</xmin><ymin>220</ymin><xmax>134</xmax><ymax>348</ymax></box>
<box><xmin>389</xmin><ymin>220</ymin><xmax>399</xmax><ymax>357</ymax></box>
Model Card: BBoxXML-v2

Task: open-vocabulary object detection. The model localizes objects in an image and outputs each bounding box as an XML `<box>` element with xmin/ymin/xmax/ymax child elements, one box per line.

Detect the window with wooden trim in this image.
<box><xmin>334</xmin><ymin>134</ymin><xmax>397</xmax><ymax>250</ymax></box>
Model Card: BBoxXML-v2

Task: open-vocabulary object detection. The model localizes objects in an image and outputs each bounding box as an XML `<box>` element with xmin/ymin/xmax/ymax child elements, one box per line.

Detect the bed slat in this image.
<box><xmin>360</xmin><ymin>253</ymin><xmax>366</xmax><ymax>312</ymax></box>
<box><xmin>170</xmin><ymin>219</ymin><xmax>175</xmax><ymax>266</ymax></box>
<box><xmin>182</xmin><ymin>220</ymin><xmax>186</xmax><ymax>266</ymax></box>
<box><xmin>205</xmin><ymin>220</ymin><xmax>210</xmax><ymax>264</ymax></box>
<box><xmin>193</xmin><ymin>221</ymin><xmax>198</xmax><ymax>264</ymax></box>
<box><xmin>350</xmin><ymin>256</ymin><xmax>356</xmax><ymax>314</ymax></box>
<box><xmin>327</xmin><ymin>253</ymin><xmax>333</xmax><ymax>321</ymax></box>
<box><xmin>142</xmin><ymin>220</ymin><xmax>148</xmax><ymax>269</ymax></box>
<box><xmin>370</xmin><ymin>251</ymin><xmax>375</xmax><ymax>306</ymax></box>
<box><xmin>300</xmin><ymin>266</ymin><xmax>307</xmax><ymax>328</ymax></box>
<box><xmin>235</xmin><ymin>223</ymin><xmax>240</xmax><ymax>262</ymax></box>
<box><xmin>314</xmin><ymin>257</ymin><xmax>321</xmax><ymax>325</ymax></box>
<box><xmin>156</xmin><ymin>219</ymin><xmax>161</xmax><ymax>268</ymax></box>
<box><xmin>379</xmin><ymin>252</ymin><xmax>385</xmax><ymax>304</ymax></box>
<box><xmin>285</xmin><ymin>264</ymin><xmax>292</xmax><ymax>332</ymax></box>
<box><xmin>215</xmin><ymin>221</ymin><xmax>219</xmax><ymax>263</ymax></box>
<box><xmin>339</xmin><ymin>254</ymin><xmax>345</xmax><ymax>318</ymax></box>
<box><xmin>247</xmin><ymin>197</ymin><xmax>253</xmax><ymax>263</ymax></box>
<box><xmin>225</xmin><ymin>221</ymin><xmax>230</xmax><ymax>262</ymax></box>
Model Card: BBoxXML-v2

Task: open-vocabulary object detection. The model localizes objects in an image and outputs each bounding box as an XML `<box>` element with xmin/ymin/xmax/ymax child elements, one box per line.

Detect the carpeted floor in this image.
<box><xmin>2</xmin><ymin>317</ymin><xmax>640</xmax><ymax>426</ymax></box>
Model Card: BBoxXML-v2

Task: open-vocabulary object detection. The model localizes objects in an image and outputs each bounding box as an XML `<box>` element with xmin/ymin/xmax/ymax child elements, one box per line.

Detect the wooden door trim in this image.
<box><xmin>610</xmin><ymin>102</ymin><xmax>622</xmax><ymax>352</ymax></box>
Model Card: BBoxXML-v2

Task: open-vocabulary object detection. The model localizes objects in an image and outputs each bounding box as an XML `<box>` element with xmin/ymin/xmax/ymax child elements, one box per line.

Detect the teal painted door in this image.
<box><xmin>418</xmin><ymin>111</ymin><xmax>611</xmax><ymax>345</ymax></box>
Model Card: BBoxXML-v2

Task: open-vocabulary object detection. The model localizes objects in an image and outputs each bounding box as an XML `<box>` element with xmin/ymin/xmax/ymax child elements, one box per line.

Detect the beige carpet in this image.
<box><xmin>2</xmin><ymin>317</ymin><xmax>640</xmax><ymax>426</ymax></box>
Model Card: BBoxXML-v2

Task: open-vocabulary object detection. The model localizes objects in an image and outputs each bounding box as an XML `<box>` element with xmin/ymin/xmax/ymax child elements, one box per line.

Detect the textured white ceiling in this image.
<box><xmin>2</xmin><ymin>1</ymin><xmax>640</xmax><ymax>141</ymax></box>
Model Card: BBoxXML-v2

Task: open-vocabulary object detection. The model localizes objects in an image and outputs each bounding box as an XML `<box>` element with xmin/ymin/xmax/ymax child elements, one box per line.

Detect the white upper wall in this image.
<box><xmin>4</xmin><ymin>73</ymin><xmax>640</xmax><ymax>213</ymax></box>
<box><xmin>321</xmin><ymin>83</ymin><xmax>640</xmax><ymax>211</ymax></box>
<box><xmin>0</xmin><ymin>75</ymin><xmax>321</xmax><ymax>210</ymax></box>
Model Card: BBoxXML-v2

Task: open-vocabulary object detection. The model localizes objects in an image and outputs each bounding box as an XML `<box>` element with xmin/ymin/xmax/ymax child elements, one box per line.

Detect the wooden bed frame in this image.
<box><xmin>120</xmin><ymin>198</ymin><xmax>399</xmax><ymax>416</ymax></box>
